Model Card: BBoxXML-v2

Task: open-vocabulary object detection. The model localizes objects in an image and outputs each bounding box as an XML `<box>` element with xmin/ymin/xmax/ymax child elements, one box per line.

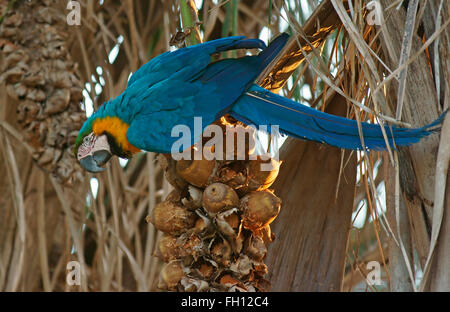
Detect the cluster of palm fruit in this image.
<box><xmin>147</xmin><ymin>117</ymin><xmax>282</xmax><ymax>292</ymax></box>
<box><xmin>0</xmin><ymin>0</ymin><xmax>85</xmax><ymax>184</ymax></box>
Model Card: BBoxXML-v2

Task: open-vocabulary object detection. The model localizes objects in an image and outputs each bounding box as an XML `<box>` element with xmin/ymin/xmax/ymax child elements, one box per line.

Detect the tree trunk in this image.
<box><xmin>266</xmin><ymin>92</ymin><xmax>357</xmax><ymax>291</ymax></box>
<box><xmin>378</xmin><ymin>0</ymin><xmax>449</xmax><ymax>291</ymax></box>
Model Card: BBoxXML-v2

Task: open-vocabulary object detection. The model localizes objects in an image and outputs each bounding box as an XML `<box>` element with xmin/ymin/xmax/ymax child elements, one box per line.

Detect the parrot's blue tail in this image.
<box><xmin>231</xmin><ymin>85</ymin><xmax>446</xmax><ymax>150</ymax></box>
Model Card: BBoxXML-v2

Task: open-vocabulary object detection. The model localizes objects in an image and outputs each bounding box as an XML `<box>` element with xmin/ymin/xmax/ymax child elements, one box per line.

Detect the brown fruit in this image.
<box><xmin>209</xmin><ymin>238</ymin><xmax>232</xmax><ymax>266</ymax></box>
<box><xmin>240</xmin><ymin>191</ymin><xmax>281</xmax><ymax>231</ymax></box>
<box><xmin>246</xmin><ymin>157</ymin><xmax>281</xmax><ymax>191</ymax></box>
<box><xmin>244</xmin><ymin>235</ymin><xmax>267</xmax><ymax>261</ymax></box>
<box><xmin>219</xmin><ymin>274</ymin><xmax>246</xmax><ymax>290</ymax></box>
<box><xmin>198</xmin><ymin>263</ymin><xmax>214</xmax><ymax>279</ymax></box>
<box><xmin>215</xmin><ymin>208</ymin><xmax>244</xmax><ymax>253</ymax></box>
<box><xmin>158</xmin><ymin>154</ymin><xmax>187</xmax><ymax>189</ymax></box>
<box><xmin>159</xmin><ymin>260</ymin><xmax>185</xmax><ymax>290</ymax></box>
<box><xmin>158</xmin><ymin>233</ymin><xmax>204</xmax><ymax>262</ymax></box>
<box><xmin>149</xmin><ymin>200</ymin><xmax>196</xmax><ymax>235</ymax></box>
<box><xmin>223</xmin><ymin>211</ymin><xmax>240</xmax><ymax>230</ymax></box>
<box><xmin>181</xmin><ymin>233</ymin><xmax>204</xmax><ymax>260</ymax></box>
<box><xmin>176</xmin><ymin>158</ymin><xmax>216</xmax><ymax>188</ymax></box>
<box><xmin>181</xmin><ymin>186</ymin><xmax>203</xmax><ymax>209</ymax></box>
<box><xmin>192</xmin><ymin>259</ymin><xmax>217</xmax><ymax>280</ymax></box>
<box><xmin>180</xmin><ymin>277</ymin><xmax>209</xmax><ymax>292</ymax></box>
<box><xmin>215</xmin><ymin>208</ymin><xmax>240</xmax><ymax>237</ymax></box>
<box><xmin>214</xmin><ymin>161</ymin><xmax>247</xmax><ymax>189</ymax></box>
<box><xmin>193</xmin><ymin>216</ymin><xmax>208</xmax><ymax>234</ymax></box>
<box><xmin>192</xmin><ymin>209</ymin><xmax>215</xmax><ymax>235</ymax></box>
<box><xmin>158</xmin><ymin>234</ymin><xmax>180</xmax><ymax>262</ymax></box>
<box><xmin>230</xmin><ymin>254</ymin><xmax>253</xmax><ymax>277</ymax></box>
<box><xmin>165</xmin><ymin>188</ymin><xmax>182</xmax><ymax>202</ymax></box>
<box><xmin>202</xmin><ymin>183</ymin><xmax>239</xmax><ymax>215</ymax></box>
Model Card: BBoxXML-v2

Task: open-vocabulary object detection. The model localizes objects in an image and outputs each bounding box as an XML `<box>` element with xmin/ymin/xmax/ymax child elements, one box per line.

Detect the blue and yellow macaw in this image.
<box><xmin>75</xmin><ymin>33</ymin><xmax>444</xmax><ymax>172</ymax></box>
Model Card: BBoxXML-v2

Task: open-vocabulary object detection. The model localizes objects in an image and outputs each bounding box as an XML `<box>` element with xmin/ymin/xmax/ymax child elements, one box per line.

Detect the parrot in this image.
<box><xmin>74</xmin><ymin>33</ymin><xmax>445</xmax><ymax>173</ymax></box>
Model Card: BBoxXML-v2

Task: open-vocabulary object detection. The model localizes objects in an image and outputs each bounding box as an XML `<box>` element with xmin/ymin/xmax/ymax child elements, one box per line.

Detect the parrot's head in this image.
<box><xmin>74</xmin><ymin>116</ymin><xmax>140</xmax><ymax>173</ymax></box>
<box><xmin>75</xmin><ymin>132</ymin><xmax>112</xmax><ymax>173</ymax></box>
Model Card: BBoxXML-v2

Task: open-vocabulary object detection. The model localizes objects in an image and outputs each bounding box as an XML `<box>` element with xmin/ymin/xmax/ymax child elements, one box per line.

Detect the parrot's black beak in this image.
<box><xmin>77</xmin><ymin>133</ymin><xmax>112</xmax><ymax>173</ymax></box>
<box><xmin>80</xmin><ymin>150</ymin><xmax>112</xmax><ymax>173</ymax></box>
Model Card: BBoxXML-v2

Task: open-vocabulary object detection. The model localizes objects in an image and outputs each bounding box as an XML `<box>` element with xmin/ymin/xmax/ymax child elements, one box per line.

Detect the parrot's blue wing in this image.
<box><xmin>126</xmin><ymin>35</ymin><xmax>289</xmax><ymax>153</ymax></box>
<box><xmin>126</xmin><ymin>92</ymin><xmax>201</xmax><ymax>153</ymax></box>
<box><xmin>125</xmin><ymin>59</ymin><xmax>257</xmax><ymax>153</ymax></box>
<box><xmin>126</xmin><ymin>36</ymin><xmax>266</xmax><ymax>88</ymax></box>
<box><xmin>126</xmin><ymin>64</ymin><xmax>253</xmax><ymax>153</ymax></box>
<box><xmin>125</xmin><ymin>61</ymin><xmax>226</xmax><ymax>153</ymax></box>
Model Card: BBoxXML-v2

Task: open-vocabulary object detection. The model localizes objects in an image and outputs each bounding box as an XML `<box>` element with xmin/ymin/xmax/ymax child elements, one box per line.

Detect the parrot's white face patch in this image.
<box><xmin>77</xmin><ymin>133</ymin><xmax>110</xmax><ymax>161</ymax></box>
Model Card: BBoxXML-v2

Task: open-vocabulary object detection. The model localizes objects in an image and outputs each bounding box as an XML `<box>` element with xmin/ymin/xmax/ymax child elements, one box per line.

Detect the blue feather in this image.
<box><xmin>231</xmin><ymin>85</ymin><xmax>445</xmax><ymax>150</ymax></box>
<box><xmin>79</xmin><ymin>33</ymin><xmax>445</xmax><ymax>157</ymax></box>
<box><xmin>125</xmin><ymin>35</ymin><xmax>288</xmax><ymax>153</ymax></box>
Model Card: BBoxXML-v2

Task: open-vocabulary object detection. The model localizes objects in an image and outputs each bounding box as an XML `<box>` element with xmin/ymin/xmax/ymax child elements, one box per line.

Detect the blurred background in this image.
<box><xmin>0</xmin><ymin>0</ymin><xmax>448</xmax><ymax>291</ymax></box>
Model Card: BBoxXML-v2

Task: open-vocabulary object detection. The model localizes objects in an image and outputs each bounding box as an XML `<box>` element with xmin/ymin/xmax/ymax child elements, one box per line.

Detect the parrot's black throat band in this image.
<box><xmin>104</xmin><ymin>132</ymin><xmax>133</xmax><ymax>159</ymax></box>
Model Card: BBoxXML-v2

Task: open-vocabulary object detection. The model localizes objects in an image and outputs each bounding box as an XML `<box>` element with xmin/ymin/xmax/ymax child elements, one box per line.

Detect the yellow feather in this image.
<box><xmin>92</xmin><ymin>117</ymin><xmax>140</xmax><ymax>155</ymax></box>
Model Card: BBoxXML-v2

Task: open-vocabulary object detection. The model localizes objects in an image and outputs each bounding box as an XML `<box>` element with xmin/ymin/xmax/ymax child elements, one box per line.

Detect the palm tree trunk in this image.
<box><xmin>266</xmin><ymin>92</ymin><xmax>357</xmax><ymax>291</ymax></box>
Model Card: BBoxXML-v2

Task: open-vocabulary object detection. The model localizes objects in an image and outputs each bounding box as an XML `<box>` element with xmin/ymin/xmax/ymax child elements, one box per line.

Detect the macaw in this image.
<box><xmin>75</xmin><ymin>33</ymin><xmax>445</xmax><ymax>173</ymax></box>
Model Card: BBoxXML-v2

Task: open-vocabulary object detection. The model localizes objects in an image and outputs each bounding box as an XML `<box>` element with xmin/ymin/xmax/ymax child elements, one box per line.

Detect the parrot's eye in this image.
<box><xmin>83</xmin><ymin>134</ymin><xmax>94</xmax><ymax>146</ymax></box>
